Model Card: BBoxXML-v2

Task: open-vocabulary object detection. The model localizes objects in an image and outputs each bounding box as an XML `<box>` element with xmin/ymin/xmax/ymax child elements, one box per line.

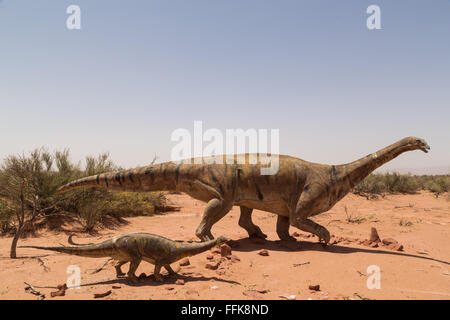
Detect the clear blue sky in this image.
<box><xmin>0</xmin><ymin>0</ymin><xmax>449</xmax><ymax>174</ymax></box>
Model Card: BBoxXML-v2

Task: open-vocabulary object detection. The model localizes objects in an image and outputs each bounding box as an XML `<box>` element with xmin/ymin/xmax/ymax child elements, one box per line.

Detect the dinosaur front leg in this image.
<box><xmin>238</xmin><ymin>206</ymin><xmax>267</xmax><ymax>239</ymax></box>
<box><xmin>127</xmin><ymin>258</ymin><xmax>142</xmax><ymax>284</ymax></box>
<box><xmin>195</xmin><ymin>198</ymin><xmax>232</xmax><ymax>241</ymax></box>
<box><xmin>153</xmin><ymin>265</ymin><xmax>164</xmax><ymax>282</ymax></box>
<box><xmin>276</xmin><ymin>215</ymin><xmax>296</xmax><ymax>241</ymax></box>
<box><xmin>292</xmin><ymin>218</ymin><xmax>330</xmax><ymax>244</ymax></box>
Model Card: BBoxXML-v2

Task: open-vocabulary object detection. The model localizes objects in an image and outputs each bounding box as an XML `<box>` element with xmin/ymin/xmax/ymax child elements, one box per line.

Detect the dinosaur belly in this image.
<box><xmin>234</xmin><ymin>200</ymin><xmax>290</xmax><ymax>216</ymax></box>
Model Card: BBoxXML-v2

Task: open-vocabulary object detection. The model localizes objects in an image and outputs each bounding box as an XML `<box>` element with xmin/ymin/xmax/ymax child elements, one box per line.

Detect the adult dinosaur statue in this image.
<box><xmin>58</xmin><ymin>136</ymin><xmax>430</xmax><ymax>244</ymax></box>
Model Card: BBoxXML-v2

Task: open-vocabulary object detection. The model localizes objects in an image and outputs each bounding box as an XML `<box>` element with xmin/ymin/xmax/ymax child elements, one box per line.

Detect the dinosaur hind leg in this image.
<box><xmin>238</xmin><ymin>206</ymin><xmax>267</xmax><ymax>239</ymax></box>
<box><xmin>276</xmin><ymin>215</ymin><xmax>296</xmax><ymax>241</ymax></box>
<box><xmin>195</xmin><ymin>198</ymin><xmax>232</xmax><ymax>241</ymax></box>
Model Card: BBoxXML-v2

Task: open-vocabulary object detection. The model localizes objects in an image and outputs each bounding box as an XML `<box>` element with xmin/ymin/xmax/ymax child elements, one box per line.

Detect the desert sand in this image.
<box><xmin>0</xmin><ymin>191</ymin><xmax>449</xmax><ymax>300</ymax></box>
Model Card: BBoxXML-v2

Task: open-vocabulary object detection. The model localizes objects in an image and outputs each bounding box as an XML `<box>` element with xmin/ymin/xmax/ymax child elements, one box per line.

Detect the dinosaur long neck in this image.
<box><xmin>335</xmin><ymin>137</ymin><xmax>418</xmax><ymax>191</ymax></box>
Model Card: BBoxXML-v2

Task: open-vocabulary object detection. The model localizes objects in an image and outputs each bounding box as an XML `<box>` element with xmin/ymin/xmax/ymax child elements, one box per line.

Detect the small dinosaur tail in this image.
<box><xmin>19</xmin><ymin>241</ymin><xmax>114</xmax><ymax>258</ymax></box>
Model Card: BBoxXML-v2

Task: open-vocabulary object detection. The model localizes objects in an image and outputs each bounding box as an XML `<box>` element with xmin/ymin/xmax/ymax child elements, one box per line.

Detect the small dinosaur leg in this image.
<box><xmin>294</xmin><ymin>218</ymin><xmax>330</xmax><ymax>244</ymax></box>
<box><xmin>276</xmin><ymin>215</ymin><xmax>296</xmax><ymax>241</ymax></box>
<box><xmin>195</xmin><ymin>198</ymin><xmax>232</xmax><ymax>241</ymax></box>
<box><xmin>164</xmin><ymin>265</ymin><xmax>176</xmax><ymax>275</ymax></box>
<box><xmin>115</xmin><ymin>260</ymin><xmax>127</xmax><ymax>277</ymax></box>
<box><xmin>153</xmin><ymin>265</ymin><xmax>164</xmax><ymax>282</ymax></box>
<box><xmin>127</xmin><ymin>258</ymin><xmax>141</xmax><ymax>284</ymax></box>
<box><xmin>238</xmin><ymin>206</ymin><xmax>267</xmax><ymax>239</ymax></box>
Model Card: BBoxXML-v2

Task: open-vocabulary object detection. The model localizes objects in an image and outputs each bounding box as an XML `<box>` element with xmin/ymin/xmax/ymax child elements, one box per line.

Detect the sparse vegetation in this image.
<box><xmin>353</xmin><ymin>172</ymin><xmax>449</xmax><ymax>198</ymax></box>
<box><xmin>343</xmin><ymin>205</ymin><xmax>366</xmax><ymax>224</ymax></box>
<box><xmin>0</xmin><ymin>147</ymin><xmax>167</xmax><ymax>257</ymax></box>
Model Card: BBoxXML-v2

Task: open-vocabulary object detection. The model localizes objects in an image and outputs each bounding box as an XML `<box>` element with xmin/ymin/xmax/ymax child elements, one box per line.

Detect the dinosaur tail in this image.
<box><xmin>57</xmin><ymin>162</ymin><xmax>181</xmax><ymax>194</ymax></box>
<box><xmin>178</xmin><ymin>236</ymin><xmax>228</xmax><ymax>258</ymax></box>
<box><xmin>19</xmin><ymin>242</ymin><xmax>115</xmax><ymax>258</ymax></box>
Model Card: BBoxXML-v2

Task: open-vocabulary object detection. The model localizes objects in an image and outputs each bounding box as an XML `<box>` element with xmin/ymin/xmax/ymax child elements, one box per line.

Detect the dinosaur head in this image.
<box><xmin>407</xmin><ymin>137</ymin><xmax>430</xmax><ymax>153</ymax></box>
<box><xmin>215</xmin><ymin>236</ymin><xmax>229</xmax><ymax>245</ymax></box>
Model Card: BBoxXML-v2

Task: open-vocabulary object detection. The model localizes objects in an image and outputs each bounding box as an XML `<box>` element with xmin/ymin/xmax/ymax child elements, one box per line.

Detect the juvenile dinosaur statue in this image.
<box><xmin>20</xmin><ymin>233</ymin><xmax>228</xmax><ymax>283</ymax></box>
<box><xmin>58</xmin><ymin>137</ymin><xmax>430</xmax><ymax>244</ymax></box>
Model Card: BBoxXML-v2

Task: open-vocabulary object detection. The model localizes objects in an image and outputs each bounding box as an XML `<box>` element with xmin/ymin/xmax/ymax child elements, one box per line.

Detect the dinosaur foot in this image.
<box><xmin>249</xmin><ymin>230</ymin><xmax>268</xmax><ymax>240</ymax></box>
<box><xmin>278</xmin><ymin>234</ymin><xmax>297</xmax><ymax>241</ymax></box>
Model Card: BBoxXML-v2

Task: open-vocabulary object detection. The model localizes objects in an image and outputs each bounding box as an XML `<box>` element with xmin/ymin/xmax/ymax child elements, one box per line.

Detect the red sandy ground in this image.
<box><xmin>0</xmin><ymin>192</ymin><xmax>449</xmax><ymax>300</ymax></box>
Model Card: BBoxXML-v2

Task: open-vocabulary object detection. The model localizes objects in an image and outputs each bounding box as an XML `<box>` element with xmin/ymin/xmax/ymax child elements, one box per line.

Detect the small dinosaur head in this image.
<box><xmin>216</xmin><ymin>236</ymin><xmax>229</xmax><ymax>245</ymax></box>
<box><xmin>408</xmin><ymin>137</ymin><xmax>431</xmax><ymax>153</ymax></box>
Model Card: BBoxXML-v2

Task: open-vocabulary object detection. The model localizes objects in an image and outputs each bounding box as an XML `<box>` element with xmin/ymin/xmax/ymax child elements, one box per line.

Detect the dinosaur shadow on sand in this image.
<box><xmin>228</xmin><ymin>237</ymin><xmax>450</xmax><ymax>266</ymax></box>
<box><xmin>79</xmin><ymin>273</ymin><xmax>240</xmax><ymax>288</ymax></box>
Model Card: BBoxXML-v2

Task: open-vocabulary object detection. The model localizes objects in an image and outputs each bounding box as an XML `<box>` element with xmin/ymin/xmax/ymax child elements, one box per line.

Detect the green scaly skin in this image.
<box><xmin>57</xmin><ymin>137</ymin><xmax>430</xmax><ymax>244</ymax></box>
<box><xmin>20</xmin><ymin>233</ymin><xmax>228</xmax><ymax>283</ymax></box>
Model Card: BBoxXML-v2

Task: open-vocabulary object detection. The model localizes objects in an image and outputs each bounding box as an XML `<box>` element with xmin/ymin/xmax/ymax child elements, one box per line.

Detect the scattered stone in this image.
<box><xmin>112</xmin><ymin>285</ymin><xmax>121</xmax><ymax>289</ymax></box>
<box><xmin>166</xmin><ymin>286</ymin><xmax>175</xmax><ymax>291</ymax></box>
<box><xmin>211</xmin><ymin>247</ymin><xmax>221</xmax><ymax>254</ymax></box>
<box><xmin>362</xmin><ymin>239</ymin><xmax>372</xmax><ymax>247</ymax></box>
<box><xmin>205</xmin><ymin>261</ymin><xmax>221</xmax><ymax>270</ymax></box>
<box><xmin>370</xmin><ymin>227</ymin><xmax>381</xmax><ymax>243</ymax></box>
<box><xmin>220</xmin><ymin>243</ymin><xmax>232</xmax><ymax>257</ymax></box>
<box><xmin>370</xmin><ymin>242</ymin><xmax>378</xmax><ymax>248</ymax></box>
<box><xmin>382</xmin><ymin>238</ymin><xmax>398</xmax><ymax>246</ymax></box>
<box><xmin>175</xmin><ymin>279</ymin><xmax>185</xmax><ymax>285</ymax></box>
<box><xmin>292</xmin><ymin>231</ymin><xmax>301</xmax><ymax>237</ymax></box>
<box><xmin>256</xmin><ymin>288</ymin><xmax>269</xmax><ymax>294</ymax></box>
<box><xmin>206</xmin><ymin>254</ymin><xmax>214</xmax><ymax>260</ymax></box>
<box><xmin>258</xmin><ymin>249</ymin><xmax>269</xmax><ymax>256</ymax></box>
<box><xmin>216</xmin><ymin>269</ymin><xmax>226</xmax><ymax>276</ymax></box>
<box><xmin>309</xmin><ymin>284</ymin><xmax>320</xmax><ymax>291</ymax></box>
<box><xmin>179</xmin><ymin>258</ymin><xmax>190</xmax><ymax>266</ymax></box>
<box><xmin>94</xmin><ymin>290</ymin><xmax>112</xmax><ymax>298</ymax></box>
<box><xmin>50</xmin><ymin>283</ymin><xmax>67</xmax><ymax>297</ymax></box>
<box><xmin>389</xmin><ymin>243</ymin><xmax>404</xmax><ymax>251</ymax></box>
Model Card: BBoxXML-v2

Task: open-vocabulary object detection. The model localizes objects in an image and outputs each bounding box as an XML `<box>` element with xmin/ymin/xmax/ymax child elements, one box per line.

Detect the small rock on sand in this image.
<box><xmin>205</xmin><ymin>261</ymin><xmax>221</xmax><ymax>270</ymax></box>
<box><xmin>93</xmin><ymin>290</ymin><xmax>112</xmax><ymax>298</ymax></box>
<box><xmin>175</xmin><ymin>279</ymin><xmax>185</xmax><ymax>285</ymax></box>
<box><xmin>206</xmin><ymin>254</ymin><xmax>214</xmax><ymax>260</ymax></box>
<box><xmin>179</xmin><ymin>258</ymin><xmax>190</xmax><ymax>266</ymax></box>
<box><xmin>382</xmin><ymin>238</ymin><xmax>398</xmax><ymax>246</ymax></box>
<box><xmin>258</xmin><ymin>249</ymin><xmax>269</xmax><ymax>256</ymax></box>
<box><xmin>220</xmin><ymin>243</ymin><xmax>232</xmax><ymax>257</ymax></box>
<box><xmin>211</xmin><ymin>248</ymin><xmax>221</xmax><ymax>254</ymax></box>
<box><xmin>309</xmin><ymin>284</ymin><xmax>320</xmax><ymax>291</ymax></box>
<box><xmin>370</xmin><ymin>227</ymin><xmax>381</xmax><ymax>243</ymax></box>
